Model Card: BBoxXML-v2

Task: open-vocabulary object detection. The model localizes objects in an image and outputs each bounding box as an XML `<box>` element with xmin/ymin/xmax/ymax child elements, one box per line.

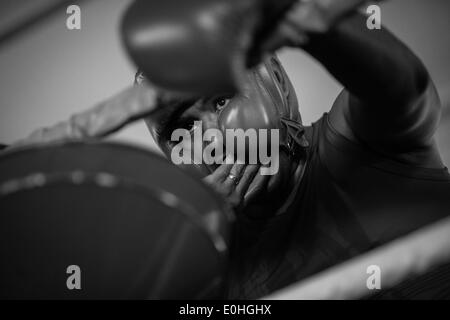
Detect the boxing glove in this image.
<box><xmin>144</xmin><ymin>55</ymin><xmax>308</xmax><ymax>178</ymax></box>
<box><xmin>121</xmin><ymin>0</ymin><xmax>296</xmax><ymax>95</ymax></box>
<box><xmin>218</xmin><ymin>55</ymin><xmax>309</xmax><ymax>158</ymax></box>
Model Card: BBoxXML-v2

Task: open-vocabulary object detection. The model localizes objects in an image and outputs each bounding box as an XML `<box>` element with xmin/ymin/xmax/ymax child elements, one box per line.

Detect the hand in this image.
<box><xmin>203</xmin><ymin>159</ymin><xmax>268</xmax><ymax>212</ymax></box>
<box><xmin>258</xmin><ymin>0</ymin><xmax>370</xmax><ymax>54</ymax></box>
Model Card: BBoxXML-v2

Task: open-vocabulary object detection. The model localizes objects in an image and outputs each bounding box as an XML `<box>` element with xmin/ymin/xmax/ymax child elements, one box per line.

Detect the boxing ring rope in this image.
<box><xmin>264</xmin><ymin>215</ymin><xmax>450</xmax><ymax>299</ymax></box>
<box><xmin>2</xmin><ymin>0</ymin><xmax>449</xmax><ymax>299</ymax></box>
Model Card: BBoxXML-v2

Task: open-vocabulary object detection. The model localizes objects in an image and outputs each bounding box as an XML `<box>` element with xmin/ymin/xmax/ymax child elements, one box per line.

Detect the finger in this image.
<box><xmin>203</xmin><ymin>174</ymin><xmax>227</xmax><ymax>198</ymax></box>
<box><xmin>235</xmin><ymin>164</ymin><xmax>260</xmax><ymax>197</ymax></box>
<box><xmin>206</xmin><ymin>155</ymin><xmax>235</xmax><ymax>183</ymax></box>
<box><xmin>243</xmin><ymin>167</ymin><xmax>270</xmax><ymax>206</ymax></box>
<box><xmin>222</xmin><ymin>162</ymin><xmax>246</xmax><ymax>190</ymax></box>
<box><xmin>203</xmin><ymin>165</ymin><xmax>231</xmax><ymax>187</ymax></box>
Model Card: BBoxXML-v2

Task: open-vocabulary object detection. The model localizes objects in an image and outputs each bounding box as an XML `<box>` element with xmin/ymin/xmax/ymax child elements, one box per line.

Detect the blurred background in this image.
<box><xmin>0</xmin><ymin>0</ymin><xmax>449</xmax><ymax>165</ymax></box>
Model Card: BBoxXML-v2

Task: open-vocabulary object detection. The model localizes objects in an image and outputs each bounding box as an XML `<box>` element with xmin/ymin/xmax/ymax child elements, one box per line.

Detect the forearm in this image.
<box><xmin>10</xmin><ymin>85</ymin><xmax>158</xmax><ymax>149</ymax></box>
<box><xmin>302</xmin><ymin>12</ymin><xmax>429</xmax><ymax>106</ymax></box>
<box><xmin>294</xmin><ymin>9</ymin><xmax>442</xmax><ymax>149</ymax></box>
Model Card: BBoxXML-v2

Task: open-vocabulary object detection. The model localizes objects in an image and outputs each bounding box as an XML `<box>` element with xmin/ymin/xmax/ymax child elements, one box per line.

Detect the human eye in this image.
<box><xmin>213</xmin><ymin>95</ymin><xmax>233</xmax><ymax>112</ymax></box>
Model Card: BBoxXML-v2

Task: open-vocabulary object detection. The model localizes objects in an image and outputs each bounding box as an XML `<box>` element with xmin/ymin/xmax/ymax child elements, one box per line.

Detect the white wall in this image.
<box><xmin>0</xmin><ymin>0</ymin><xmax>153</xmax><ymax>150</ymax></box>
<box><xmin>0</xmin><ymin>0</ymin><xmax>449</xmax><ymax>163</ymax></box>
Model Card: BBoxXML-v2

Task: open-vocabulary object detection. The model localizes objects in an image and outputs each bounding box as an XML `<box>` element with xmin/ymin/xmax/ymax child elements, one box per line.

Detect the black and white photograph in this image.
<box><xmin>0</xmin><ymin>0</ymin><xmax>450</xmax><ymax>305</ymax></box>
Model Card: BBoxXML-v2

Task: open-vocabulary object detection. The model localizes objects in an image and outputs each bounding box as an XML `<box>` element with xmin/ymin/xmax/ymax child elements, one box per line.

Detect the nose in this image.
<box><xmin>193</xmin><ymin>111</ymin><xmax>225</xmax><ymax>165</ymax></box>
<box><xmin>198</xmin><ymin>111</ymin><xmax>220</xmax><ymax>131</ymax></box>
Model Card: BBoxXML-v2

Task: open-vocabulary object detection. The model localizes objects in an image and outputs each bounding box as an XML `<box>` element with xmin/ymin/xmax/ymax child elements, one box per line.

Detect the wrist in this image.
<box><xmin>286</xmin><ymin>0</ymin><xmax>368</xmax><ymax>37</ymax></box>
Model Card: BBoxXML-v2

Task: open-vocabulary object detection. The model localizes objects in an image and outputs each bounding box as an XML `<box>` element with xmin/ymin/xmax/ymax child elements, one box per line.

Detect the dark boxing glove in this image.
<box><xmin>121</xmin><ymin>0</ymin><xmax>296</xmax><ymax>95</ymax></box>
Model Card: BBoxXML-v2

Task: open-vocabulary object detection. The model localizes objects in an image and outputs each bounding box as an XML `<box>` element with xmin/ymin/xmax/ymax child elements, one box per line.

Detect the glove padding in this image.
<box><xmin>121</xmin><ymin>0</ymin><xmax>296</xmax><ymax>95</ymax></box>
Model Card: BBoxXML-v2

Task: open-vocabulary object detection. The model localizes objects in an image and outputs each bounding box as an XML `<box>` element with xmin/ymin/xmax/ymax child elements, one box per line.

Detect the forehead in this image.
<box><xmin>136</xmin><ymin>63</ymin><xmax>262</xmax><ymax>89</ymax></box>
<box><xmin>136</xmin><ymin>61</ymin><xmax>273</xmax><ymax>118</ymax></box>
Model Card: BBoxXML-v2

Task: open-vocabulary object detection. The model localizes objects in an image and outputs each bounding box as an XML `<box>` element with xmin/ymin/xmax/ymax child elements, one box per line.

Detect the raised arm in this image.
<box><xmin>5</xmin><ymin>85</ymin><xmax>158</xmax><ymax>150</ymax></box>
<box><xmin>279</xmin><ymin>1</ymin><xmax>442</xmax><ymax>159</ymax></box>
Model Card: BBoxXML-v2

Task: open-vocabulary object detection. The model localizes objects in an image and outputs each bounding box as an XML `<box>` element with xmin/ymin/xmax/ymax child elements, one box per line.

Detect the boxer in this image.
<box><xmin>139</xmin><ymin>55</ymin><xmax>309</xmax><ymax>213</ymax></box>
<box><xmin>131</xmin><ymin>0</ymin><xmax>450</xmax><ymax>299</ymax></box>
<box><xmin>8</xmin><ymin>0</ymin><xmax>450</xmax><ymax>299</ymax></box>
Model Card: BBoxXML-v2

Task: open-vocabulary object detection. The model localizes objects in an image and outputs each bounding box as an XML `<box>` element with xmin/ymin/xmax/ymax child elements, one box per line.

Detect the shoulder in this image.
<box><xmin>328</xmin><ymin>89</ymin><xmax>445</xmax><ymax>169</ymax></box>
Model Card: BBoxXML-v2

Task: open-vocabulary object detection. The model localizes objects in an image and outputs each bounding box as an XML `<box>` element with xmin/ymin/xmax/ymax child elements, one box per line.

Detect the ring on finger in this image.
<box><xmin>227</xmin><ymin>173</ymin><xmax>239</xmax><ymax>185</ymax></box>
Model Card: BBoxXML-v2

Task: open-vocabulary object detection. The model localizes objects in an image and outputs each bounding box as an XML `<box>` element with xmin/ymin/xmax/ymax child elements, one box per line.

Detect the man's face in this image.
<box><xmin>160</xmin><ymin>71</ymin><xmax>293</xmax><ymax>207</ymax></box>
